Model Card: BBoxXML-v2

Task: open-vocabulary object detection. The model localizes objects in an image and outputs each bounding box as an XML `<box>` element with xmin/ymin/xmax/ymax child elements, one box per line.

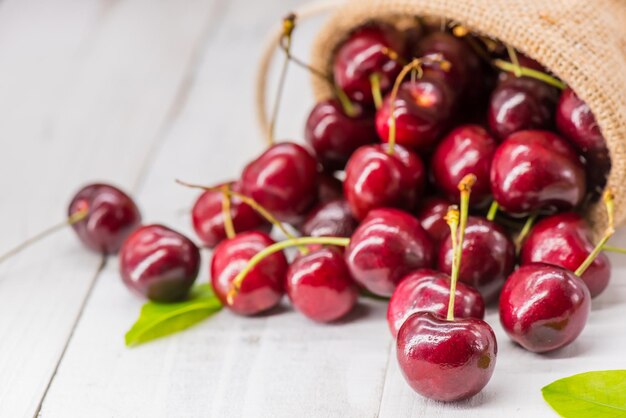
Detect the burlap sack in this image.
<box><xmin>258</xmin><ymin>0</ymin><xmax>626</xmax><ymax>237</ymax></box>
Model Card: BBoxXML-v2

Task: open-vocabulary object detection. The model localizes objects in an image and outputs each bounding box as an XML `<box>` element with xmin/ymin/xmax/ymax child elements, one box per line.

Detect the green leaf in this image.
<box><xmin>125</xmin><ymin>283</ymin><xmax>222</xmax><ymax>347</ymax></box>
<box><xmin>542</xmin><ymin>370</ymin><xmax>626</xmax><ymax>418</ymax></box>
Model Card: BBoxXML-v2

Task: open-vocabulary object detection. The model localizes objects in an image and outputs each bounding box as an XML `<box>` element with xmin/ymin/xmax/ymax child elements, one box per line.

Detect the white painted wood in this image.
<box><xmin>0</xmin><ymin>0</ymin><xmax>219</xmax><ymax>416</ymax></box>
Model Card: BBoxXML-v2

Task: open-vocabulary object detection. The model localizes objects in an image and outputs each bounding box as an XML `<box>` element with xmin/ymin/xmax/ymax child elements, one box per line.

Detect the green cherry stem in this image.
<box><xmin>602</xmin><ymin>245</ymin><xmax>626</xmax><ymax>254</ymax></box>
<box><xmin>227</xmin><ymin>236</ymin><xmax>351</xmax><ymax>304</ymax></box>
<box><xmin>444</xmin><ymin>205</ymin><xmax>460</xmax><ymax>321</ymax></box>
<box><xmin>515</xmin><ymin>213</ymin><xmax>538</xmax><ymax>252</ymax></box>
<box><xmin>220</xmin><ymin>184</ymin><xmax>236</xmax><ymax>239</ymax></box>
<box><xmin>506</xmin><ymin>45</ymin><xmax>522</xmax><ymax>78</ymax></box>
<box><xmin>575</xmin><ymin>190</ymin><xmax>615</xmax><ymax>277</ymax></box>
<box><xmin>493</xmin><ymin>59</ymin><xmax>567</xmax><ymax>90</ymax></box>
<box><xmin>370</xmin><ymin>73</ymin><xmax>383</xmax><ymax>110</ymax></box>
<box><xmin>486</xmin><ymin>201</ymin><xmax>499</xmax><ymax>222</ymax></box>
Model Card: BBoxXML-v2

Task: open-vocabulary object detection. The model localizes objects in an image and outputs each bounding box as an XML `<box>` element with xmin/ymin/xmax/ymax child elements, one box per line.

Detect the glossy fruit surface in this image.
<box><xmin>68</xmin><ymin>183</ymin><xmax>141</xmax><ymax>254</ymax></box>
<box><xmin>499</xmin><ymin>263</ymin><xmax>591</xmax><ymax>353</ymax></box>
<box><xmin>301</xmin><ymin>199</ymin><xmax>357</xmax><ymax>238</ymax></box>
<box><xmin>211</xmin><ymin>231</ymin><xmax>287</xmax><ymax>315</ymax></box>
<box><xmin>415</xmin><ymin>197</ymin><xmax>451</xmax><ymax>245</ymax></box>
<box><xmin>119</xmin><ymin>225</ymin><xmax>200</xmax><ymax>302</ymax></box>
<box><xmin>345</xmin><ymin>208</ymin><xmax>434</xmax><ymax>296</ymax></box>
<box><xmin>387</xmin><ymin>269</ymin><xmax>485</xmax><ymax>337</ymax></box>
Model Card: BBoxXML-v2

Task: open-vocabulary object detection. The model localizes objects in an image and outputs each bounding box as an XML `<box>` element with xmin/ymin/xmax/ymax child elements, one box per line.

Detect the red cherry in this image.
<box><xmin>345</xmin><ymin>208</ymin><xmax>434</xmax><ymax>296</ymax></box>
<box><xmin>286</xmin><ymin>246</ymin><xmax>357</xmax><ymax>322</ymax></box>
<box><xmin>520</xmin><ymin>213</ymin><xmax>610</xmax><ymax>298</ymax></box>
<box><xmin>499</xmin><ymin>263</ymin><xmax>591</xmax><ymax>353</ymax></box>
<box><xmin>438</xmin><ymin>216</ymin><xmax>515</xmax><ymax>302</ymax></box>
<box><xmin>241</xmin><ymin>142</ymin><xmax>318</xmax><ymax>224</ymax></box>
<box><xmin>397</xmin><ymin>312</ymin><xmax>497</xmax><ymax>401</ymax></box>
<box><xmin>490</xmin><ymin>130</ymin><xmax>586</xmax><ymax>215</ymax></box>
<box><xmin>305</xmin><ymin>99</ymin><xmax>377</xmax><ymax>171</ymax></box>
<box><xmin>119</xmin><ymin>225</ymin><xmax>200</xmax><ymax>302</ymax></box>
<box><xmin>301</xmin><ymin>199</ymin><xmax>357</xmax><ymax>238</ymax></box>
<box><xmin>344</xmin><ymin>144</ymin><xmax>425</xmax><ymax>220</ymax></box>
<box><xmin>68</xmin><ymin>183</ymin><xmax>141</xmax><ymax>254</ymax></box>
<box><xmin>333</xmin><ymin>23</ymin><xmax>406</xmax><ymax>105</ymax></box>
<box><xmin>387</xmin><ymin>269</ymin><xmax>485</xmax><ymax>337</ymax></box>
<box><xmin>210</xmin><ymin>231</ymin><xmax>287</xmax><ymax>316</ymax></box>
<box><xmin>415</xmin><ymin>197</ymin><xmax>451</xmax><ymax>245</ymax></box>
<box><xmin>375</xmin><ymin>78</ymin><xmax>455</xmax><ymax>152</ymax></box>
<box><xmin>191</xmin><ymin>181</ymin><xmax>269</xmax><ymax>248</ymax></box>
<box><xmin>317</xmin><ymin>173</ymin><xmax>344</xmax><ymax>203</ymax></box>
<box><xmin>431</xmin><ymin>125</ymin><xmax>497</xmax><ymax>207</ymax></box>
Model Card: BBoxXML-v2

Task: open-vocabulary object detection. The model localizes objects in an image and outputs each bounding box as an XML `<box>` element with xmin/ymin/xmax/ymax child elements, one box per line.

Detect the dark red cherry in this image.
<box><xmin>376</xmin><ymin>78</ymin><xmax>455</xmax><ymax>152</ymax></box>
<box><xmin>191</xmin><ymin>181</ymin><xmax>269</xmax><ymax>248</ymax></box>
<box><xmin>301</xmin><ymin>199</ymin><xmax>357</xmax><ymax>238</ymax></box>
<box><xmin>344</xmin><ymin>144</ymin><xmax>425</xmax><ymax>220</ymax></box>
<box><xmin>305</xmin><ymin>99</ymin><xmax>377</xmax><ymax>172</ymax></box>
<box><xmin>210</xmin><ymin>231</ymin><xmax>287</xmax><ymax>316</ymax></box>
<box><xmin>438</xmin><ymin>216</ymin><xmax>515</xmax><ymax>302</ymax></box>
<box><xmin>387</xmin><ymin>269</ymin><xmax>485</xmax><ymax>337</ymax></box>
<box><xmin>317</xmin><ymin>173</ymin><xmax>344</xmax><ymax>203</ymax></box>
<box><xmin>499</xmin><ymin>263</ymin><xmax>591</xmax><ymax>353</ymax></box>
<box><xmin>490</xmin><ymin>130</ymin><xmax>586</xmax><ymax>215</ymax></box>
<box><xmin>520</xmin><ymin>213</ymin><xmax>610</xmax><ymax>298</ymax></box>
<box><xmin>431</xmin><ymin>125</ymin><xmax>497</xmax><ymax>207</ymax></box>
<box><xmin>119</xmin><ymin>225</ymin><xmax>200</xmax><ymax>303</ymax></box>
<box><xmin>68</xmin><ymin>183</ymin><xmax>141</xmax><ymax>254</ymax></box>
<box><xmin>345</xmin><ymin>208</ymin><xmax>434</xmax><ymax>296</ymax></box>
<box><xmin>286</xmin><ymin>246</ymin><xmax>357</xmax><ymax>322</ymax></box>
<box><xmin>333</xmin><ymin>23</ymin><xmax>406</xmax><ymax>105</ymax></box>
<box><xmin>415</xmin><ymin>197</ymin><xmax>452</xmax><ymax>245</ymax></box>
<box><xmin>241</xmin><ymin>142</ymin><xmax>318</xmax><ymax>224</ymax></box>
<box><xmin>488</xmin><ymin>77</ymin><xmax>559</xmax><ymax>141</ymax></box>
<box><xmin>397</xmin><ymin>312</ymin><xmax>497</xmax><ymax>402</ymax></box>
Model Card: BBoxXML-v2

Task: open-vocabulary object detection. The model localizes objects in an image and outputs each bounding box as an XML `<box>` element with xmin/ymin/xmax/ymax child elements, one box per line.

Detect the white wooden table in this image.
<box><xmin>0</xmin><ymin>1</ymin><xmax>624</xmax><ymax>417</ymax></box>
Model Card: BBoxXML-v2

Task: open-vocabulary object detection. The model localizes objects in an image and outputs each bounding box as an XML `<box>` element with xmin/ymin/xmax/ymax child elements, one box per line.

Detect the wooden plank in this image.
<box><xmin>0</xmin><ymin>0</ymin><xmax>219</xmax><ymax>416</ymax></box>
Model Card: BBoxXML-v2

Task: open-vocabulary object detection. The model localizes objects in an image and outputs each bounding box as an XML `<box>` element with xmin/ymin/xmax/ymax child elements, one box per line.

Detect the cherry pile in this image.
<box><xmin>0</xmin><ymin>17</ymin><xmax>620</xmax><ymax>404</ymax></box>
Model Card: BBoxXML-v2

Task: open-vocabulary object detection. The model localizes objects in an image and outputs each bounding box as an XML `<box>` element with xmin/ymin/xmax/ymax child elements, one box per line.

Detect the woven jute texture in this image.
<box><xmin>309</xmin><ymin>0</ymin><xmax>626</xmax><ymax>237</ymax></box>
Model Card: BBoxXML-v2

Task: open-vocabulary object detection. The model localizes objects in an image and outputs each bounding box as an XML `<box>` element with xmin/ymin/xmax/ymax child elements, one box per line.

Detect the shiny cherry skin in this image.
<box><xmin>241</xmin><ymin>142</ymin><xmax>318</xmax><ymax>225</ymax></box>
<box><xmin>376</xmin><ymin>78</ymin><xmax>455</xmax><ymax>152</ymax></box>
<box><xmin>387</xmin><ymin>269</ymin><xmax>485</xmax><ymax>337</ymax></box>
<box><xmin>210</xmin><ymin>231</ymin><xmax>287</xmax><ymax>316</ymax></box>
<box><xmin>520</xmin><ymin>213</ymin><xmax>610</xmax><ymax>297</ymax></box>
<box><xmin>488</xmin><ymin>77</ymin><xmax>559</xmax><ymax>141</ymax></box>
<box><xmin>119</xmin><ymin>225</ymin><xmax>200</xmax><ymax>302</ymax></box>
<box><xmin>191</xmin><ymin>181</ymin><xmax>269</xmax><ymax>248</ymax></box>
<box><xmin>344</xmin><ymin>144</ymin><xmax>425</xmax><ymax>220</ymax></box>
<box><xmin>490</xmin><ymin>130</ymin><xmax>586</xmax><ymax>216</ymax></box>
<box><xmin>499</xmin><ymin>263</ymin><xmax>591</xmax><ymax>353</ymax></box>
<box><xmin>397</xmin><ymin>312</ymin><xmax>497</xmax><ymax>402</ymax></box>
<box><xmin>286</xmin><ymin>246</ymin><xmax>358</xmax><ymax>322</ymax></box>
<box><xmin>305</xmin><ymin>99</ymin><xmax>377</xmax><ymax>172</ymax></box>
<box><xmin>345</xmin><ymin>208</ymin><xmax>434</xmax><ymax>296</ymax></box>
<box><xmin>431</xmin><ymin>125</ymin><xmax>497</xmax><ymax>207</ymax></box>
<box><xmin>301</xmin><ymin>199</ymin><xmax>357</xmax><ymax>238</ymax></box>
<box><xmin>333</xmin><ymin>23</ymin><xmax>406</xmax><ymax>105</ymax></box>
<box><xmin>68</xmin><ymin>183</ymin><xmax>141</xmax><ymax>254</ymax></box>
<box><xmin>415</xmin><ymin>197</ymin><xmax>451</xmax><ymax>245</ymax></box>
<box><xmin>438</xmin><ymin>216</ymin><xmax>515</xmax><ymax>302</ymax></box>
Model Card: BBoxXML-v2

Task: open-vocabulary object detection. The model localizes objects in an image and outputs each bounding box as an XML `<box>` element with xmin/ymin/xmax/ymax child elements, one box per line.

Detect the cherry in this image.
<box><xmin>375</xmin><ymin>78</ymin><xmax>455</xmax><ymax>152</ymax></box>
<box><xmin>286</xmin><ymin>246</ymin><xmax>357</xmax><ymax>322</ymax></box>
<box><xmin>438</xmin><ymin>216</ymin><xmax>515</xmax><ymax>301</ymax></box>
<box><xmin>304</xmin><ymin>99</ymin><xmax>377</xmax><ymax>171</ymax></box>
<box><xmin>431</xmin><ymin>125</ymin><xmax>497</xmax><ymax>207</ymax></box>
<box><xmin>241</xmin><ymin>142</ymin><xmax>318</xmax><ymax>224</ymax></box>
<box><xmin>210</xmin><ymin>231</ymin><xmax>287</xmax><ymax>316</ymax></box>
<box><xmin>415</xmin><ymin>196</ymin><xmax>451</xmax><ymax>245</ymax></box>
<box><xmin>301</xmin><ymin>199</ymin><xmax>357</xmax><ymax>238</ymax></box>
<box><xmin>387</xmin><ymin>269</ymin><xmax>485</xmax><ymax>337</ymax></box>
<box><xmin>191</xmin><ymin>181</ymin><xmax>269</xmax><ymax>248</ymax></box>
<box><xmin>490</xmin><ymin>130</ymin><xmax>586</xmax><ymax>215</ymax></box>
<box><xmin>69</xmin><ymin>183</ymin><xmax>141</xmax><ymax>254</ymax></box>
<box><xmin>119</xmin><ymin>224</ymin><xmax>200</xmax><ymax>303</ymax></box>
<box><xmin>333</xmin><ymin>23</ymin><xmax>405</xmax><ymax>105</ymax></box>
<box><xmin>343</xmin><ymin>144</ymin><xmax>425</xmax><ymax>220</ymax></box>
<box><xmin>344</xmin><ymin>208</ymin><xmax>434</xmax><ymax>296</ymax></box>
<box><xmin>520</xmin><ymin>212</ymin><xmax>610</xmax><ymax>298</ymax></box>
<box><xmin>317</xmin><ymin>172</ymin><xmax>344</xmax><ymax>203</ymax></box>
<box><xmin>397</xmin><ymin>312</ymin><xmax>497</xmax><ymax>401</ymax></box>
<box><xmin>499</xmin><ymin>263</ymin><xmax>591</xmax><ymax>353</ymax></box>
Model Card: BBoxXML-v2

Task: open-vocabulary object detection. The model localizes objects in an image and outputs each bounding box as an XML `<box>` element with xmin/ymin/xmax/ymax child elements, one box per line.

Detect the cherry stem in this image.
<box><xmin>506</xmin><ymin>45</ymin><xmax>522</xmax><ymax>78</ymax></box>
<box><xmin>0</xmin><ymin>208</ymin><xmax>89</xmax><ymax>265</ymax></box>
<box><xmin>444</xmin><ymin>205</ymin><xmax>460</xmax><ymax>321</ymax></box>
<box><xmin>602</xmin><ymin>245</ymin><xmax>626</xmax><ymax>254</ymax></box>
<box><xmin>370</xmin><ymin>73</ymin><xmax>383</xmax><ymax>110</ymax></box>
<box><xmin>515</xmin><ymin>213</ymin><xmax>538</xmax><ymax>252</ymax></box>
<box><xmin>452</xmin><ymin>24</ymin><xmax>469</xmax><ymax>37</ymax></box>
<box><xmin>575</xmin><ymin>189</ymin><xmax>615</xmax><ymax>276</ymax></box>
<box><xmin>226</xmin><ymin>236</ymin><xmax>350</xmax><ymax>304</ymax></box>
<box><xmin>220</xmin><ymin>184</ymin><xmax>236</xmax><ymax>239</ymax></box>
<box><xmin>493</xmin><ymin>59</ymin><xmax>567</xmax><ymax>90</ymax></box>
<box><xmin>486</xmin><ymin>201</ymin><xmax>499</xmax><ymax>221</ymax></box>
<box><xmin>334</xmin><ymin>87</ymin><xmax>358</xmax><ymax>118</ymax></box>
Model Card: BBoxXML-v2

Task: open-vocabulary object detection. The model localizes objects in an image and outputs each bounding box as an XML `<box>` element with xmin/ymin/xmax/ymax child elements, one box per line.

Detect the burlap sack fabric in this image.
<box><xmin>305</xmin><ymin>0</ymin><xmax>626</xmax><ymax>237</ymax></box>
